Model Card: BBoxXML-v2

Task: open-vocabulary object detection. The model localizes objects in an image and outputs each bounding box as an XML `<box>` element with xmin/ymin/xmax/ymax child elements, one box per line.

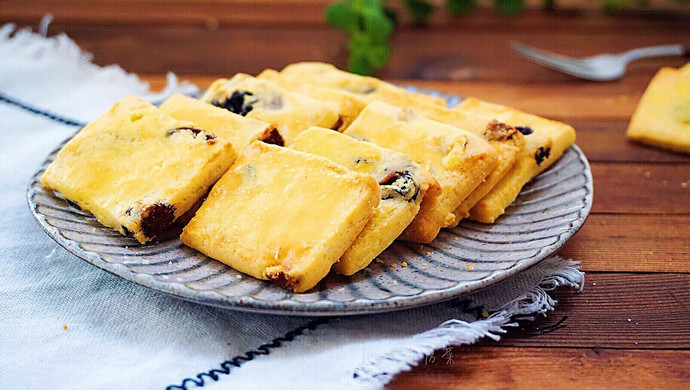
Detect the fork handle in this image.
<box><xmin>622</xmin><ymin>44</ymin><xmax>687</xmax><ymax>62</ymax></box>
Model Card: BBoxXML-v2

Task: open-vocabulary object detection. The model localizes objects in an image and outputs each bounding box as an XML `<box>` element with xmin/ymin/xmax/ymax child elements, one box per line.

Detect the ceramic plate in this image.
<box><xmin>27</xmin><ymin>89</ymin><xmax>593</xmax><ymax>316</ymax></box>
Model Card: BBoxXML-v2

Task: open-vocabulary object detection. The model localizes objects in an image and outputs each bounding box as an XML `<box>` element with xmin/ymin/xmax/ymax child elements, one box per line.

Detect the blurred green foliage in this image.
<box><xmin>325</xmin><ymin>0</ymin><xmax>689</xmax><ymax>75</ymax></box>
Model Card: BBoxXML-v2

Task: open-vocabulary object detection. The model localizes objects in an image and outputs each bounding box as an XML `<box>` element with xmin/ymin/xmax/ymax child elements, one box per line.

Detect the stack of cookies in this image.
<box><xmin>41</xmin><ymin>62</ymin><xmax>576</xmax><ymax>292</ymax></box>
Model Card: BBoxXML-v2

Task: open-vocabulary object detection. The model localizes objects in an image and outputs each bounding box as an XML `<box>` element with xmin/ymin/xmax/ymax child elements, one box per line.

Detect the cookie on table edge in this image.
<box><xmin>626</xmin><ymin>64</ymin><xmax>690</xmax><ymax>154</ymax></box>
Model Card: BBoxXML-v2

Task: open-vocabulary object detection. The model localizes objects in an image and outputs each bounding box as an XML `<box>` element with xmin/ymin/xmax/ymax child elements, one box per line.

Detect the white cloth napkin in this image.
<box><xmin>0</xmin><ymin>24</ymin><xmax>584</xmax><ymax>390</ymax></box>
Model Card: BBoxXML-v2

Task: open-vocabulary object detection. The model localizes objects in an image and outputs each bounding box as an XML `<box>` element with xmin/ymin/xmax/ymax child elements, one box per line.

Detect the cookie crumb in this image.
<box><xmin>481</xmin><ymin>310</ymin><xmax>489</xmax><ymax>318</ymax></box>
<box><xmin>422</xmin><ymin>263</ymin><xmax>427</xmax><ymax>267</ymax></box>
<box><xmin>682</xmin><ymin>181</ymin><xmax>688</xmax><ymax>189</ymax></box>
<box><xmin>401</xmin><ymin>261</ymin><xmax>408</xmax><ymax>268</ymax></box>
<box><xmin>465</xmin><ymin>265</ymin><xmax>474</xmax><ymax>270</ymax></box>
<box><xmin>236</xmin><ymin>274</ymin><xmax>243</xmax><ymax>280</ymax></box>
<box><xmin>644</xmin><ymin>171</ymin><xmax>651</xmax><ymax>179</ymax></box>
<box><xmin>390</xmin><ymin>263</ymin><xmax>397</xmax><ymax>269</ymax></box>
<box><xmin>62</xmin><ymin>324</ymin><xmax>68</xmax><ymax>330</ymax></box>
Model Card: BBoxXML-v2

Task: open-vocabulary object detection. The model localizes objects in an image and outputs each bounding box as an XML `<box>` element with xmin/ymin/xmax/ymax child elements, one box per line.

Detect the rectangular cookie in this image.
<box><xmin>180</xmin><ymin>141</ymin><xmax>380</xmax><ymax>292</ymax></box>
<box><xmin>159</xmin><ymin>94</ymin><xmax>284</xmax><ymax>150</ymax></box>
<box><xmin>344</xmin><ymin>101</ymin><xmax>498</xmax><ymax>243</ymax></box>
<box><xmin>626</xmin><ymin>63</ymin><xmax>690</xmax><ymax>154</ymax></box>
<box><xmin>280</xmin><ymin>62</ymin><xmax>448</xmax><ymax>108</ymax></box>
<box><xmin>454</xmin><ymin>97</ymin><xmax>576</xmax><ymax>223</ymax></box>
<box><xmin>41</xmin><ymin>97</ymin><xmax>237</xmax><ymax>244</ymax></box>
<box><xmin>257</xmin><ymin>69</ymin><xmax>366</xmax><ymax>131</ymax></box>
<box><xmin>290</xmin><ymin>127</ymin><xmax>440</xmax><ymax>275</ymax></box>
<box><xmin>200</xmin><ymin>74</ymin><xmax>340</xmax><ymax>143</ymax></box>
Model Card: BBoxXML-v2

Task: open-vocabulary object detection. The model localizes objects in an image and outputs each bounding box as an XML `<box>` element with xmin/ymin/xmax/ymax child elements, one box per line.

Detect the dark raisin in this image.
<box><xmin>65</xmin><ymin>199</ymin><xmax>81</xmax><ymax>211</ymax></box>
<box><xmin>261</xmin><ymin>126</ymin><xmax>285</xmax><ymax>146</ymax></box>
<box><xmin>516</xmin><ymin>126</ymin><xmax>534</xmax><ymax>135</ymax></box>
<box><xmin>166</xmin><ymin>127</ymin><xmax>217</xmax><ymax>144</ymax></box>
<box><xmin>212</xmin><ymin>90</ymin><xmax>256</xmax><ymax>116</ymax></box>
<box><xmin>140</xmin><ymin>203</ymin><xmax>175</xmax><ymax>240</ymax></box>
<box><xmin>535</xmin><ymin>146</ymin><xmax>551</xmax><ymax>165</ymax></box>
<box><xmin>121</xmin><ymin>226</ymin><xmax>134</xmax><ymax>237</ymax></box>
<box><xmin>379</xmin><ymin>170</ymin><xmax>419</xmax><ymax>202</ymax></box>
<box><xmin>330</xmin><ymin>117</ymin><xmax>344</xmax><ymax>131</ymax></box>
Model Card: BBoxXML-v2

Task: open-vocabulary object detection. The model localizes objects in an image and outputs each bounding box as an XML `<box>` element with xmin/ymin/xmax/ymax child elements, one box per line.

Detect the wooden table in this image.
<box><xmin>3</xmin><ymin>1</ymin><xmax>689</xmax><ymax>388</ymax></box>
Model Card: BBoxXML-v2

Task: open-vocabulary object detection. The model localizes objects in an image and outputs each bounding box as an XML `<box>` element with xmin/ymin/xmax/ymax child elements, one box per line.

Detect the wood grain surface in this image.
<box><xmin>2</xmin><ymin>2</ymin><xmax>688</xmax><ymax>388</ymax></box>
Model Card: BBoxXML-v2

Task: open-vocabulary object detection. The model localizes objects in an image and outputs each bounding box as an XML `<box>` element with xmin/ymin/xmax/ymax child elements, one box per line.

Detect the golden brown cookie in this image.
<box><xmin>626</xmin><ymin>63</ymin><xmax>690</xmax><ymax>154</ymax></box>
<box><xmin>41</xmin><ymin>97</ymin><xmax>237</xmax><ymax>243</ymax></box>
<box><xmin>180</xmin><ymin>141</ymin><xmax>380</xmax><ymax>292</ymax></box>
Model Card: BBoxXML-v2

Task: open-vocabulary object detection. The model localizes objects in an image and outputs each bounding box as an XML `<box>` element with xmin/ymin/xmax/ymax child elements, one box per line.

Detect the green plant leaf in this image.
<box><xmin>495</xmin><ymin>0</ymin><xmax>524</xmax><ymax>14</ymax></box>
<box><xmin>348</xmin><ymin>53</ymin><xmax>374</xmax><ymax>75</ymax></box>
<box><xmin>447</xmin><ymin>0</ymin><xmax>477</xmax><ymax>16</ymax></box>
<box><xmin>325</xmin><ymin>2</ymin><xmax>358</xmax><ymax>33</ymax></box>
<box><xmin>362</xmin><ymin>7</ymin><xmax>394</xmax><ymax>41</ymax></box>
<box><xmin>365</xmin><ymin>42</ymin><xmax>391</xmax><ymax>67</ymax></box>
<box><xmin>403</xmin><ymin>0</ymin><xmax>435</xmax><ymax>25</ymax></box>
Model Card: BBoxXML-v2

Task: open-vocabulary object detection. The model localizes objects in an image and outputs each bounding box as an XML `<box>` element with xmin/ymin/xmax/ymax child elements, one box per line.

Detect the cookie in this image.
<box><xmin>626</xmin><ymin>63</ymin><xmax>690</xmax><ymax>154</ymax></box>
<box><xmin>290</xmin><ymin>127</ymin><xmax>440</xmax><ymax>275</ymax></box>
<box><xmin>345</xmin><ymin>101</ymin><xmax>498</xmax><ymax>243</ymax></box>
<box><xmin>280</xmin><ymin>62</ymin><xmax>448</xmax><ymax>108</ymax></box>
<box><xmin>159</xmin><ymin>94</ymin><xmax>284</xmax><ymax>150</ymax></box>
<box><xmin>200</xmin><ymin>74</ymin><xmax>340</xmax><ymax>143</ymax></box>
<box><xmin>450</xmin><ymin>120</ymin><xmax>525</xmax><ymax>224</ymax></box>
<box><xmin>454</xmin><ymin>97</ymin><xmax>576</xmax><ymax>223</ymax></box>
<box><xmin>257</xmin><ymin>69</ymin><xmax>365</xmax><ymax>131</ymax></box>
<box><xmin>41</xmin><ymin>97</ymin><xmax>237</xmax><ymax>244</ymax></box>
<box><xmin>180</xmin><ymin>141</ymin><xmax>380</xmax><ymax>292</ymax></box>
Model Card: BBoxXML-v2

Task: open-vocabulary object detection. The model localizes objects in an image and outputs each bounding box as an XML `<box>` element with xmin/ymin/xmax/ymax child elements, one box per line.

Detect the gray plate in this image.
<box><xmin>27</xmin><ymin>91</ymin><xmax>593</xmax><ymax>316</ymax></box>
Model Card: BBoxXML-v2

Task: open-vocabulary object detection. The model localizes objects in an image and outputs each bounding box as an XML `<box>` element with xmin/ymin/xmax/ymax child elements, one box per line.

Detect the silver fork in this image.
<box><xmin>511</xmin><ymin>41</ymin><xmax>688</xmax><ymax>81</ymax></box>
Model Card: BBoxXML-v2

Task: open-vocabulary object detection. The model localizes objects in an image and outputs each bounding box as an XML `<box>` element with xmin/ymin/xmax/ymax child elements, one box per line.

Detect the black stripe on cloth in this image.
<box><xmin>165</xmin><ymin>318</ymin><xmax>329</xmax><ymax>390</ymax></box>
<box><xmin>0</xmin><ymin>91</ymin><xmax>86</xmax><ymax>127</ymax></box>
